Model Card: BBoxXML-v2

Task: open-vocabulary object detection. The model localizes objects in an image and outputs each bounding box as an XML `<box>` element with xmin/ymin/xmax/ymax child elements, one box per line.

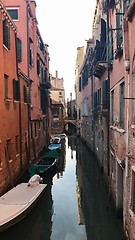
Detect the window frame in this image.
<box><xmin>6</xmin><ymin>8</ymin><xmax>19</xmax><ymax>21</ymax></box>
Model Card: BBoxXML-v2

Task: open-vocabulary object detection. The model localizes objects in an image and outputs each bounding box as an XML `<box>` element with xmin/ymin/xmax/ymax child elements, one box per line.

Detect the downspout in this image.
<box><xmin>15</xmin><ymin>33</ymin><xmax>23</xmax><ymax>171</ymax></box>
<box><xmin>125</xmin><ymin>72</ymin><xmax>130</xmax><ymax>177</ymax></box>
<box><xmin>26</xmin><ymin>2</ymin><xmax>31</xmax><ymax>165</ymax></box>
<box><xmin>123</xmin><ymin>19</ymin><xmax>130</xmax><ymax>177</ymax></box>
<box><xmin>107</xmin><ymin>0</ymin><xmax>110</xmax><ymax>176</ymax></box>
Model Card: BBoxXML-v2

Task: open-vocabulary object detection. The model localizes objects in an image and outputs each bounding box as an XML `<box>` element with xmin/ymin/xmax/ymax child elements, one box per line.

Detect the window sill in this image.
<box><xmin>110</xmin><ymin>126</ymin><xmax>125</xmax><ymax>133</ymax></box>
<box><xmin>4</xmin><ymin>98</ymin><xmax>12</xmax><ymax>102</ymax></box>
<box><xmin>131</xmin><ymin>125</ymin><xmax>135</xmax><ymax>129</ymax></box>
<box><xmin>3</xmin><ymin>44</ymin><xmax>10</xmax><ymax>50</ymax></box>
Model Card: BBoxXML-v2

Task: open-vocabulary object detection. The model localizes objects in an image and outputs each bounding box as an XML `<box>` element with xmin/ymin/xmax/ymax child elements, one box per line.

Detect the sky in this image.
<box><xmin>36</xmin><ymin>0</ymin><xmax>96</xmax><ymax>101</ymax></box>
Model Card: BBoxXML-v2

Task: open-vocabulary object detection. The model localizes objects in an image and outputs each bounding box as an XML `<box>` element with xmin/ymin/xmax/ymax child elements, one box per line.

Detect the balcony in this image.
<box><xmin>93</xmin><ymin>41</ymin><xmax>107</xmax><ymax>78</ymax></box>
<box><xmin>93</xmin><ymin>62</ymin><xmax>107</xmax><ymax>78</ymax></box>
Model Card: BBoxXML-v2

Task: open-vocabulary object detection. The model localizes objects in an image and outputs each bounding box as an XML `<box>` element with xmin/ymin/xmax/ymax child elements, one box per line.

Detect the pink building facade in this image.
<box><xmin>75</xmin><ymin>0</ymin><xmax>135</xmax><ymax>239</ymax></box>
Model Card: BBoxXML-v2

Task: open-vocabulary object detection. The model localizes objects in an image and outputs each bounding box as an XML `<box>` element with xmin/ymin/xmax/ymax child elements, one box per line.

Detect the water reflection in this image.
<box><xmin>0</xmin><ymin>137</ymin><xmax>126</xmax><ymax>240</ymax></box>
<box><xmin>76</xmin><ymin>138</ymin><xmax>126</xmax><ymax>240</ymax></box>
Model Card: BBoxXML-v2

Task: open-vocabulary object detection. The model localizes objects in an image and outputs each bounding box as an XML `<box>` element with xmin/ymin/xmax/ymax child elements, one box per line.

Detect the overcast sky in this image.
<box><xmin>36</xmin><ymin>0</ymin><xmax>96</xmax><ymax>100</ymax></box>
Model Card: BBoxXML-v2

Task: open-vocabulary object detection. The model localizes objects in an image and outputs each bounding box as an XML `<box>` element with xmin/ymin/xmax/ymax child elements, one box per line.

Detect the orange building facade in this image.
<box><xmin>0</xmin><ymin>0</ymin><xmax>51</xmax><ymax>195</ymax></box>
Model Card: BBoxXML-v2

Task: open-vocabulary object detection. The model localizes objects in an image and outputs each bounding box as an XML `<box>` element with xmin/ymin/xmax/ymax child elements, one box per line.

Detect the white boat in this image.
<box><xmin>58</xmin><ymin>133</ymin><xmax>66</xmax><ymax>140</ymax></box>
<box><xmin>50</xmin><ymin>136</ymin><xmax>61</xmax><ymax>144</ymax></box>
<box><xmin>0</xmin><ymin>182</ymin><xmax>47</xmax><ymax>232</ymax></box>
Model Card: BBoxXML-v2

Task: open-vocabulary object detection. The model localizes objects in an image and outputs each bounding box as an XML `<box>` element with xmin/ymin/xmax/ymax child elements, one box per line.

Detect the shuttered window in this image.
<box><xmin>111</xmin><ymin>90</ymin><xmax>114</xmax><ymax>125</ymax></box>
<box><xmin>13</xmin><ymin>79</ymin><xmax>20</xmax><ymax>101</ymax></box>
<box><xmin>17</xmin><ymin>38</ymin><xmax>22</xmax><ymax>62</ymax></box>
<box><xmin>23</xmin><ymin>86</ymin><xmax>30</xmax><ymax>103</ymax></box>
<box><xmin>119</xmin><ymin>81</ymin><xmax>125</xmax><ymax>129</ymax></box>
<box><xmin>108</xmin><ymin>26</ymin><xmax>113</xmax><ymax>64</ymax></box>
<box><xmin>3</xmin><ymin>20</ymin><xmax>10</xmax><ymax>49</ymax></box>
<box><xmin>4</xmin><ymin>74</ymin><xmax>8</xmax><ymax>99</ymax></box>
<box><xmin>37</xmin><ymin>58</ymin><xmax>40</xmax><ymax>75</ymax></box>
<box><xmin>102</xmin><ymin>80</ymin><xmax>108</xmax><ymax>109</ymax></box>
<box><xmin>116</xmin><ymin>9</ymin><xmax>123</xmax><ymax>49</ymax></box>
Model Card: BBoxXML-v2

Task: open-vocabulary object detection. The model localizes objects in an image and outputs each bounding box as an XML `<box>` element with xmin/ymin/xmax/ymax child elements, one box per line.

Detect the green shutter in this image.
<box><xmin>108</xmin><ymin>26</ymin><xmax>113</xmax><ymax>64</ymax></box>
<box><xmin>116</xmin><ymin>10</ymin><xmax>123</xmax><ymax>48</ymax></box>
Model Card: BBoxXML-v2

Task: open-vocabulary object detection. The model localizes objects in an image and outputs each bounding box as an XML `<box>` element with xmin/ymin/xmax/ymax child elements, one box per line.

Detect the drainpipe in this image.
<box><xmin>123</xmin><ymin>20</ymin><xmax>130</xmax><ymax>178</ymax></box>
<box><xmin>15</xmin><ymin>33</ymin><xmax>23</xmax><ymax>171</ymax></box>
<box><xmin>125</xmin><ymin>72</ymin><xmax>130</xmax><ymax>177</ymax></box>
<box><xmin>26</xmin><ymin>2</ymin><xmax>31</xmax><ymax>165</ymax></box>
<box><xmin>107</xmin><ymin>0</ymin><xmax>110</xmax><ymax>176</ymax></box>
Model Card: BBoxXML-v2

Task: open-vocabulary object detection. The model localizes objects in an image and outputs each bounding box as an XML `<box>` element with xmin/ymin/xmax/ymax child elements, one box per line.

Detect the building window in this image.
<box><xmin>7</xmin><ymin>9</ymin><xmax>18</xmax><ymax>20</ymax></box>
<box><xmin>4</xmin><ymin>74</ymin><xmax>9</xmax><ymax>99</ymax></box>
<box><xmin>17</xmin><ymin>38</ymin><xmax>22</xmax><ymax>62</ymax></box>
<box><xmin>53</xmin><ymin>123</ymin><xmax>58</xmax><ymax>129</ymax></box>
<box><xmin>23</xmin><ymin>85</ymin><xmax>30</xmax><ymax>103</ymax></box>
<box><xmin>15</xmin><ymin>136</ymin><xmax>19</xmax><ymax>155</ymax></box>
<box><xmin>6</xmin><ymin>139</ymin><xmax>12</xmax><ymax>161</ymax></box>
<box><xmin>111</xmin><ymin>90</ymin><xmax>114</xmax><ymax>125</ymax></box>
<box><xmin>52</xmin><ymin>108</ymin><xmax>59</xmax><ymax>117</ymax></box>
<box><xmin>31</xmin><ymin>123</ymin><xmax>33</xmax><ymax>139</ymax></box>
<box><xmin>37</xmin><ymin>58</ymin><xmax>40</xmax><ymax>75</ymax></box>
<box><xmin>131</xmin><ymin>170</ymin><xmax>135</xmax><ymax>213</ymax></box>
<box><xmin>3</xmin><ymin>20</ymin><xmax>10</xmax><ymax>49</ymax></box>
<box><xmin>13</xmin><ymin>79</ymin><xmax>20</xmax><ymax>101</ymax></box>
<box><xmin>119</xmin><ymin>81</ymin><xmax>125</xmax><ymax>129</ymax></box>
<box><xmin>34</xmin><ymin>122</ymin><xmax>37</xmax><ymax>137</ymax></box>
<box><xmin>79</xmin><ymin>77</ymin><xmax>82</xmax><ymax>92</ymax></box>
<box><xmin>102</xmin><ymin>80</ymin><xmax>108</xmax><ymax>110</ymax></box>
<box><xmin>108</xmin><ymin>25</ymin><xmax>113</xmax><ymax>65</ymax></box>
<box><xmin>29</xmin><ymin>48</ymin><xmax>33</xmax><ymax>67</ymax></box>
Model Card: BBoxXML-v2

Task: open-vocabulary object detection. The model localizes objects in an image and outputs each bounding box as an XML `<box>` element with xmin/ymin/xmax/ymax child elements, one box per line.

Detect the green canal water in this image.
<box><xmin>0</xmin><ymin>137</ymin><xmax>126</xmax><ymax>240</ymax></box>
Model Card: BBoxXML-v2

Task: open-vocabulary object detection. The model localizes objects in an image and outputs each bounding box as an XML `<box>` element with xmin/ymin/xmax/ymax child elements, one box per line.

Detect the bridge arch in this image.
<box><xmin>64</xmin><ymin>120</ymin><xmax>77</xmax><ymax>136</ymax></box>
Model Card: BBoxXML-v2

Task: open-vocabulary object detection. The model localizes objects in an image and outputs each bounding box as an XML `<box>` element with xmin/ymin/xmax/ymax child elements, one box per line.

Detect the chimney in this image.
<box><xmin>70</xmin><ymin>92</ymin><xmax>72</xmax><ymax>101</ymax></box>
<box><xmin>55</xmin><ymin>70</ymin><xmax>58</xmax><ymax>78</ymax></box>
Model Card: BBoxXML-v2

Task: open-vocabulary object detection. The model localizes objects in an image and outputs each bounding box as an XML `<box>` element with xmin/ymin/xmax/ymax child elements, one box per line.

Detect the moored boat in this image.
<box><xmin>0</xmin><ymin>182</ymin><xmax>47</xmax><ymax>232</ymax></box>
<box><xmin>48</xmin><ymin>143</ymin><xmax>61</xmax><ymax>151</ymax></box>
<box><xmin>29</xmin><ymin>149</ymin><xmax>60</xmax><ymax>183</ymax></box>
<box><xmin>50</xmin><ymin>136</ymin><xmax>61</xmax><ymax>144</ymax></box>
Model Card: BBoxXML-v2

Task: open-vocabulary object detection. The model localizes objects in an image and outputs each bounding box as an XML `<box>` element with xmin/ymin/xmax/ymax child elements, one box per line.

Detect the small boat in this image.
<box><xmin>48</xmin><ymin>143</ymin><xmax>61</xmax><ymax>151</ymax></box>
<box><xmin>58</xmin><ymin>133</ymin><xmax>66</xmax><ymax>140</ymax></box>
<box><xmin>50</xmin><ymin>136</ymin><xmax>61</xmax><ymax>144</ymax></box>
<box><xmin>0</xmin><ymin>181</ymin><xmax>47</xmax><ymax>232</ymax></box>
<box><xmin>29</xmin><ymin>149</ymin><xmax>60</xmax><ymax>183</ymax></box>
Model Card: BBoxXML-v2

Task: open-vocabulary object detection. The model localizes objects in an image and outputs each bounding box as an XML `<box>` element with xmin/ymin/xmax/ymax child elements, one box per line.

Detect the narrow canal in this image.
<box><xmin>0</xmin><ymin>137</ymin><xmax>126</xmax><ymax>240</ymax></box>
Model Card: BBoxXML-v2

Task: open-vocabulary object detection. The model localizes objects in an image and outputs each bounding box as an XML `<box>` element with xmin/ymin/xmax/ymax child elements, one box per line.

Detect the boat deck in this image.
<box><xmin>0</xmin><ymin>183</ymin><xmax>47</xmax><ymax>230</ymax></box>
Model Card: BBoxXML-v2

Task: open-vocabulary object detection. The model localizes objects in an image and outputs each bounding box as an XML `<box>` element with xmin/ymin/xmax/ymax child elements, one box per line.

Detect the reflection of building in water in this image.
<box><xmin>76</xmin><ymin>179</ymin><xmax>85</xmax><ymax>225</ymax></box>
<box><xmin>68</xmin><ymin>136</ymin><xmax>77</xmax><ymax>151</ymax></box>
<box><xmin>27</xmin><ymin>184</ymin><xmax>54</xmax><ymax>240</ymax></box>
<box><xmin>76</xmin><ymin>140</ymin><xmax>126</xmax><ymax>240</ymax></box>
<box><xmin>56</xmin><ymin>140</ymin><xmax>66</xmax><ymax>179</ymax></box>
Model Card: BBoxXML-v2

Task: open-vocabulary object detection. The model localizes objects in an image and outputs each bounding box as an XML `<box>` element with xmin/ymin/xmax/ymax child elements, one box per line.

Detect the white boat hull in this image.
<box><xmin>0</xmin><ymin>183</ymin><xmax>47</xmax><ymax>232</ymax></box>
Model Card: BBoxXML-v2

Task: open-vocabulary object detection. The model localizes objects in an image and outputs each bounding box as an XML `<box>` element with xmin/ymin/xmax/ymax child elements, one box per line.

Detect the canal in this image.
<box><xmin>0</xmin><ymin>136</ymin><xmax>126</xmax><ymax>240</ymax></box>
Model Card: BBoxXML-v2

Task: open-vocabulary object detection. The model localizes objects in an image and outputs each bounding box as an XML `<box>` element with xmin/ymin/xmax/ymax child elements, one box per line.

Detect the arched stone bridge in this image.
<box><xmin>64</xmin><ymin>119</ymin><xmax>77</xmax><ymax>136</ymax></box>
